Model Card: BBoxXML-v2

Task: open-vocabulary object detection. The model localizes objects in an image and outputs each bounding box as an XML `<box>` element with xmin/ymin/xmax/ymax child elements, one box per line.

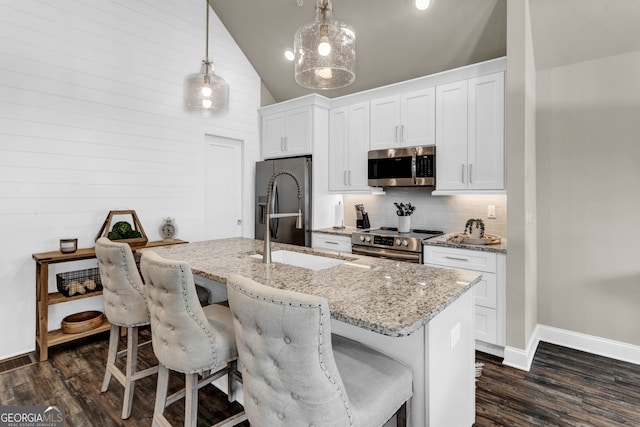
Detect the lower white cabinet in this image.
<box><xmin>423</xmin><ymin>245</ymin><xmax>505</xmax><ymax>354</ymax></box>
<box><xmin>311</xmin><ymin>232</ymin><xmax>352</xmax><ymax>253</ymax></box>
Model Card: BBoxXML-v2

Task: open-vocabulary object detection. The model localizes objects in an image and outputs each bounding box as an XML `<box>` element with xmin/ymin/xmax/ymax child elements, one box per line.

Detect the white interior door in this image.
<box><xmin>205</xmin><ymin>135</ymin><xmax>243</xmax><ymax>240</ymax></box>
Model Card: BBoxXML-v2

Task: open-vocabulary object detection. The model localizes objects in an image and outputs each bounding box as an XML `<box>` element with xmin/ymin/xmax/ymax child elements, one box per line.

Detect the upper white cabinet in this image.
<box><xmin>370</xmin><ymin>88</ymin><xmax>435</xmax><ymax>150</ymax></box>
<box><xmin>435</xmin><ymin>72</ymin><xmax>505</xmax><ymax>193</ymax></box>
<box><xmin>329</xmin><ymin>102</ymin><xmax>370</xmax><ymax>192</ymax></box>
<box><xmin>261</xmin><ymin>106</ymin><xmax>312</xmax><ymax>159</ymax></box>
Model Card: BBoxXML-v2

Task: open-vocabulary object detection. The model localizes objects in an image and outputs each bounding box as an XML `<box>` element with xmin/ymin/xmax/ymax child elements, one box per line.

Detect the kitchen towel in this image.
<box><xmin>334</xmin><ymin>201</ymin><xmax>344</xmax><ymax>228</ymax></box>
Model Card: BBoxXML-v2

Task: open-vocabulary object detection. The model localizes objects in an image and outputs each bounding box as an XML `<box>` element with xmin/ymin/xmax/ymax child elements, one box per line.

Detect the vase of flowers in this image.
<box><xmin>394</xmin><ymin>202</ymin><xmax>415</xmax><ymax>233</ymax></box>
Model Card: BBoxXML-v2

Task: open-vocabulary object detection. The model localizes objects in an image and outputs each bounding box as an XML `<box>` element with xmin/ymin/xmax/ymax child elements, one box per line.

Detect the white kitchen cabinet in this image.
<box><xmin>329</xmin><ymin>102</ymin><xmax>370</xmax><ymax>192</ymax></box>
<box><xmin>370</xmin><ymin>87</ymin><xmax>435</xmax><ymax>150</ymax></box>
<box><xmin>261</xmin><ymin>106</ymin><xmax>312</xmax><ymax>159</ymax></box>
<box><xmin>435</xmin><ymin>72</ymin><xmax>504</xmax><ymax>193</ymax></box>
<box><xmin>311</xmin><ymin>232</ymin><xmax>352</xmax><ymax>253</ymax></box>
<box><xmin>423</xmin><ymin>245</ymin><xmax>505</xmax><ymax>355</ymax></box>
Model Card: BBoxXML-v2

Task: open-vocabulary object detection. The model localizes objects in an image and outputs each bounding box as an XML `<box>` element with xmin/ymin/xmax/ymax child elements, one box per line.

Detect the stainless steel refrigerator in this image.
<box><xmin>255</xmin><ymin>156</ymin><xmax>312</xmax><ymax>247</ymax></box>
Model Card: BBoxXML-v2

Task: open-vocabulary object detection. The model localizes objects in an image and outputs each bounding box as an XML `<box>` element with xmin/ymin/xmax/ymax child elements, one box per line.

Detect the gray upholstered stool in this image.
<box><xmin>226</xmin><ymin>273</ymin><xmax>413</xmax><ymax>427</ymax></box>
<box><xmin>95</xmin><ymin>237</ymin><xmax>159</xmax><ymax>419</ymax></box>
<box><xmin>140</xmin><ymin>251</ymin><xmax>246</xmax><ymax>427</ymax></box>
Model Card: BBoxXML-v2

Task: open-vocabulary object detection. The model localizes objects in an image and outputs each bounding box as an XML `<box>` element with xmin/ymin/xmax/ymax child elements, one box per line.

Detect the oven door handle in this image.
<box><xmin>352</xmin><ymin>246</ymin><xmax>420</xmax><ymax>262</ymax></box>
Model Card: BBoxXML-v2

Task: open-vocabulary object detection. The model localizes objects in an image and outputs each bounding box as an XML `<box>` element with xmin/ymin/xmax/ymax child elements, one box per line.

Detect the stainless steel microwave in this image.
<box><xmin>368</xmin><ymin>145</ymin><xmax>435</xmax><ymax>187</ymax></box>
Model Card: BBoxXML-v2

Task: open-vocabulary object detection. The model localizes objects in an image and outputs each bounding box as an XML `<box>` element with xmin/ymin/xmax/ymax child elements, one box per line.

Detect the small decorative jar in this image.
<box><xmin>60</xmin><ymin>238</ymin><xmax>78</xmax><ymax>253</ymax></box>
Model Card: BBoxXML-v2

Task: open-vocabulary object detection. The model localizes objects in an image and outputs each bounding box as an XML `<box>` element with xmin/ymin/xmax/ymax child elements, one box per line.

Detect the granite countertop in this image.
<box><xmin>141</xmin><ymin>238</ymin><xmax>480</xmax><ymax>338</ymax></box>
<box><xmin>423</xmin><ymin>233</ymin><xmax>508</xmax><ymax>254</ymax></box>
<box><xmin>315</xmin><ymin>227</ymin><xmax>507</xmax><ymax>254</ymax></box>
<box><xmin>313</xmin><ymin>226</ymin><xmax>362</xmax><ymax>237</ymax></box>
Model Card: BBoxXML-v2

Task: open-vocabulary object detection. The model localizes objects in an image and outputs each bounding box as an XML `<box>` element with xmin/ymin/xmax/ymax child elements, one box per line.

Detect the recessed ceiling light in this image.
<box><xmin>284</xmin><ymin>49</ymin><xmax>295</xmax><ymax>61</ymax></box>
<box><xmin>415</xmin><ymin>0</ymin><xmax>431</xmax><ymax>11</ymax></box>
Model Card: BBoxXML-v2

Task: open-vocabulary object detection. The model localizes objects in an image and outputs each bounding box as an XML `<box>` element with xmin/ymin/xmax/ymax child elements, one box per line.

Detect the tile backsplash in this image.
<box><xmin>343</xmin><ymin>188</ymin><xmax>507</xmax><ymax>239</ymax></box>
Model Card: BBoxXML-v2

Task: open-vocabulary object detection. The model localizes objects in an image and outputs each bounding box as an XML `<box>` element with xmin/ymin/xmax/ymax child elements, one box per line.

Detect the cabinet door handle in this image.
<box><xmin>394</xmin><ymin>126</ymin><xmax>399</xmax><ymax>143</ymax></box>
<box><xmin>461</xmin><ymin>164</ymin><xmax>466</xmax><ymax>183</ymax></box>
<box><xmin>284</xmin><ymin>136</ymin><xmax>288</xmax><ymax>151</ymax></box>
<box><xmin>401</xmin><ymin>124</ymin><xmax>405</xmax><ymax>142</ymax></box>
<box><xmin>324</xmin><ymin>240</ymin><xmax>339</xmax><ymax>245</ymax></box>
<box><xmin>348</xmin><ymin>170</ymin><xmax>352</xmax><ymax>185</ymax></box>
<box><xmin>344</xmin><ymin>170</ymin><xmax>348</xmax><ymax>186</ymax></box>
<box><xmin>469</xmin><ymin>163</ymin><xmax>473</xmax><ymax>183</ymax></box>
<box><xmin>445</xmin><ymin>256</ymin><xmax>469</xmax><ymax>262</ymax></box>
<box><xmin>280</xmin><ymin>137</ymin><xmax>284</xmax><ymax>151</ymax></box>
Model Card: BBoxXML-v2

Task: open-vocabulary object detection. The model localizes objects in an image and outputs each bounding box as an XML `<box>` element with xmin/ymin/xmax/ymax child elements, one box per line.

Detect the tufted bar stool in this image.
<box><xmin>140</xmin><ymin>250</ymin><xmax>247</xmax><ymax>427</ymax></box>
<box><xmin>226</xmin><ymin>273</ymin><xmax>413</xmax><ymax>427</ymax></box>
<box><xmin>95</xmin><ymin>237</ymin><xmax>159</xmax><ymax>419</ymax></box>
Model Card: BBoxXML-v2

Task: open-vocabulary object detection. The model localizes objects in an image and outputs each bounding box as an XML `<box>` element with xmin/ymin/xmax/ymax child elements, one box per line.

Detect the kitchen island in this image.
<box><xmin>144</xmin><ymin>238</ymin><xmax>481</xmax><ymax>427</ymax></box>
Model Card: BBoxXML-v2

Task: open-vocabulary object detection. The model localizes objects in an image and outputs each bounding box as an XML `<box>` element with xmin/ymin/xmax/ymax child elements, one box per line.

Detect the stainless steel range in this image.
<box><xmin>351</xmin><ymin>227</ymin><xmax>444</xmax><ymax>263</ymax></box>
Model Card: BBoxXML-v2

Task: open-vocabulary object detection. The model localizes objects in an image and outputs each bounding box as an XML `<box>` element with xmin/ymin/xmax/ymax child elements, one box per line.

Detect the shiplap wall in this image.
<box><xmin>0</xmin><ymin>0</ymin><xmax>262</xmax><ymax>359</ymax></box>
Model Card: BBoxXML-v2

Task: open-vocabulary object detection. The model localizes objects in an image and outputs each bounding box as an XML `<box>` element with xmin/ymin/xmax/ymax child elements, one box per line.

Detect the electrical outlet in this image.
<box><xmin>487</xmin><ymin>205</ymin><xmax>496</xmax><ymax>219</ymax></box>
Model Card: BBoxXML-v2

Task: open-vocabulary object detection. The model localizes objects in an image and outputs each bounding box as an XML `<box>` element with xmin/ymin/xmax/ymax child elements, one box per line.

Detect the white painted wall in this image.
<box><xmin>505</xmin><ymin>0</ymin><xmax>538</xmax><ymax>352</ymax></box>
<box><xmin>537</xmin><ymin>49</ymin><xmax>640</xmax><ymax>345</ymax></box>
<box><xmin>0</xmin><ymin>0</ymin><xmax>261</xmax><ymax>359</ymax></box>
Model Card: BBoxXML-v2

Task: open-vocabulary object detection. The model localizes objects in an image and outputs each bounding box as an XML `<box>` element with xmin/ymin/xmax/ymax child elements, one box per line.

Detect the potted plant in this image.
<box><xmin>464</xmin><ymin>218</ymin><xmax>485</xmax><ymax>239</ymax></box>
<box><xmin>394</xmin><ymin>202</ymin><xmax>416</xmax><ymax>232</ymax></box>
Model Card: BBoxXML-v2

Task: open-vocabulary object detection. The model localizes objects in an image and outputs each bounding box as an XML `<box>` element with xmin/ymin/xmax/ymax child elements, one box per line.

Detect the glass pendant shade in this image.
<box><xmin>185</xmin><ymin>60</ymin><xmax>228</xmax><ymax>116</ymax></box>
<box><xmin>184</xmin><ymin>0</ymin><xmax>228</xmax><ymax>116</ymax></box>
<box><xmin>294</xmin><ymin>0</ymin><xmax>355</xmax><ymax>90</ymax></box>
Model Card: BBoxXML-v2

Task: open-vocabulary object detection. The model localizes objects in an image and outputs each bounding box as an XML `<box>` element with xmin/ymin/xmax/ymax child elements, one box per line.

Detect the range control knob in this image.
<box><xmin>402</xmin><ymin>240</ymin><xmax>409</xmax><ymax>246</ymax></box>
<box><xmin>365</xmin><ymin>236</ymin><xmax>371</xmax><ymax>242</ymax></box>
<box><xmin>359</xmin><ymin>236</ymin><xmax>365</xmax><ymax>242</ymax></box>
<box><xmin>395</xmin><ymin>238</ymin><xmax>402</xmax><ymax>245</ymax></box>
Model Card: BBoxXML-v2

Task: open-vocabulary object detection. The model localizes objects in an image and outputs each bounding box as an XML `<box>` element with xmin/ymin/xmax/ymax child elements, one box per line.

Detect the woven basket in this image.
<box><xmin>61</xmin><ymin>311</ymin><xmax>104</xmax><ymax>334</ymax></box>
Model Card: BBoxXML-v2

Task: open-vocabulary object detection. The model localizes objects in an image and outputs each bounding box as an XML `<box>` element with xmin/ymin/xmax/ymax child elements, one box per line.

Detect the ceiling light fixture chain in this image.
<box><xmin>203</xmin><ymin>1</ymin><xmax>211</xmax><ymax>84</ymax></box>
<box><xmin>293</xmin><ymin>0</ymin><xmax>355</xmax><ymax>90</ymax></box>
<box><xmin>184</xmin><ymin>0</ymin><xmax>229</xmax><ymax>116</ymax></box>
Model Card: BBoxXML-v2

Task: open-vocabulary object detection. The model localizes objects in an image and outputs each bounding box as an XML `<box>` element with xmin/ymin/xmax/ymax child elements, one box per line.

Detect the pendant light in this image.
<box><xmin>294</xmin><ymin>0</ymin><xmax>356</xmax><ymax>90</ymax></box>
<box><xmin>184</xmin><ymin>0</ymin><xmax>228</xmax><ymax>115</ymax></box>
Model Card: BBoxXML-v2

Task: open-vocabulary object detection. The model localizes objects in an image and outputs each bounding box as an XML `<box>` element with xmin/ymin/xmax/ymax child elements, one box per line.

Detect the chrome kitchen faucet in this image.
<box><xmin>263</xmin><ymin>170</ymin><xmax>303</xmax><ymax>264</ymax></box>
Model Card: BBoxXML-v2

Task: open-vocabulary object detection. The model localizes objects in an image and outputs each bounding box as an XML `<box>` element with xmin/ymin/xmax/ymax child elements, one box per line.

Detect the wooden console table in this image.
<box><xmin>32</xmin><ymin>240</ymin><xmax>186</xmax><ymax>361</ymax></box>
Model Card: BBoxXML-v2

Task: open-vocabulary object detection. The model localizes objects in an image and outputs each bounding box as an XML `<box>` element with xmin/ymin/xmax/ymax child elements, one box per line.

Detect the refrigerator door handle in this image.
<box><xmin>270</xmin><ymin>183</ymin><xmax>279</xmax><ymax>239</ymax></box>
<box><xmin>258</xmin><ymin>198</ymin><xmax>267</xmax><ymax>224</ymax></box>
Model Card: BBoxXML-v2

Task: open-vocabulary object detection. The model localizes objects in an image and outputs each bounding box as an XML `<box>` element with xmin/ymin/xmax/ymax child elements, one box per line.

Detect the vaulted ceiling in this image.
<box><xmin>210</xmin><ymin>0</ymin><xmax>640</xmax><ymax>104</ymax></box>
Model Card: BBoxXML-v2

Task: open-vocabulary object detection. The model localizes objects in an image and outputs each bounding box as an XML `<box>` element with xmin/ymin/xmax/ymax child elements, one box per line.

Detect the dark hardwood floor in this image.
<box><xmin>0</xmin><ymin>328</ymin><xmax>248</xmax><ymax>427</ymax></box>
<box><xmin>475</xmin><ymin>342</ymin><xmax>640</xmax><ymax>426</ymax></box>
<box><xmin>2</xmin><ymin>330</ymin><xmax>640</xmax><ymax>426</ymax></box>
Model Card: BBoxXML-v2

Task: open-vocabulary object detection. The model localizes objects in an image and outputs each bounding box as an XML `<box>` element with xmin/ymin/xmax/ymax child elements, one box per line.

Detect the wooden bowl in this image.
<box><xmin>61</xmin><ymin>310</ymin><xmax>104</xmax><ymax>334</ymax></box>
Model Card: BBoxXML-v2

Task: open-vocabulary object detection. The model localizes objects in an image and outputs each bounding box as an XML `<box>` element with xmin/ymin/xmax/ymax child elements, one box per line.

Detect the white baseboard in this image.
<box><xmin>502</xmin><ymin>324</ymin><xmax>640</xmax><ymax>371</ymax></box>
<box><xmin>503</xmin><ymin>324</ymin><xmax>540</xmax><ymax>371</ymax></box>
<box><xmin>537</xmin><ymin>325</ymin><xmax>640</xmax><ymax>365</ymax></box>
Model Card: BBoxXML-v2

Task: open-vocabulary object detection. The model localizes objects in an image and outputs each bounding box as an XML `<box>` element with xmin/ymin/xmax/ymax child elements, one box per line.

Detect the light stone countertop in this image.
<box><xmin>423</xmin><ymin>233</ymin><xmax>508</xmax><ymax>254</ymax></box>
<box><xmin>315</xmin><ymin>227</ymin><xmax>507</xmax><ymax>253</ymax></box>
<box><xmin>313</xmin><ymin>226</ymin><xmax>363</xmax><ymax>237</ymax></box>
<box><xmin>141</xmin><ymin>238</ymin><xmax>481</xmax><ymax>337</ymax></box>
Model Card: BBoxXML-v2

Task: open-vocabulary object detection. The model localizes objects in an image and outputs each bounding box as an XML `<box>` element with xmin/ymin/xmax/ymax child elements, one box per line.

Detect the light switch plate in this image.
<box><xmin>487</xmin><ymin>205</ymin><xmax>496</xmax><ymax>219</ymax></box>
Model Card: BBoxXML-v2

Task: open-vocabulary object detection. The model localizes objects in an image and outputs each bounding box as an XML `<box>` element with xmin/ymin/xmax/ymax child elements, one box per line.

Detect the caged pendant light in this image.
<box><xmin>184</xmin><ymin>0</ymin><xmax>228</xmax><ymax>116</ymax></box>
<box><xmin>294</xmin><ymin>0</ymin><xmax>356</xmax><ymax>90</ymax></box>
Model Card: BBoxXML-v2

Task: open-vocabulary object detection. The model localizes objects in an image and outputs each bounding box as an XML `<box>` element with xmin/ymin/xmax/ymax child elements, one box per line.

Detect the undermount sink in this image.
<box><xmin>250</xmin><ymin>250</ymin><xmax>346</xmax><ymax>271</ymax></box>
